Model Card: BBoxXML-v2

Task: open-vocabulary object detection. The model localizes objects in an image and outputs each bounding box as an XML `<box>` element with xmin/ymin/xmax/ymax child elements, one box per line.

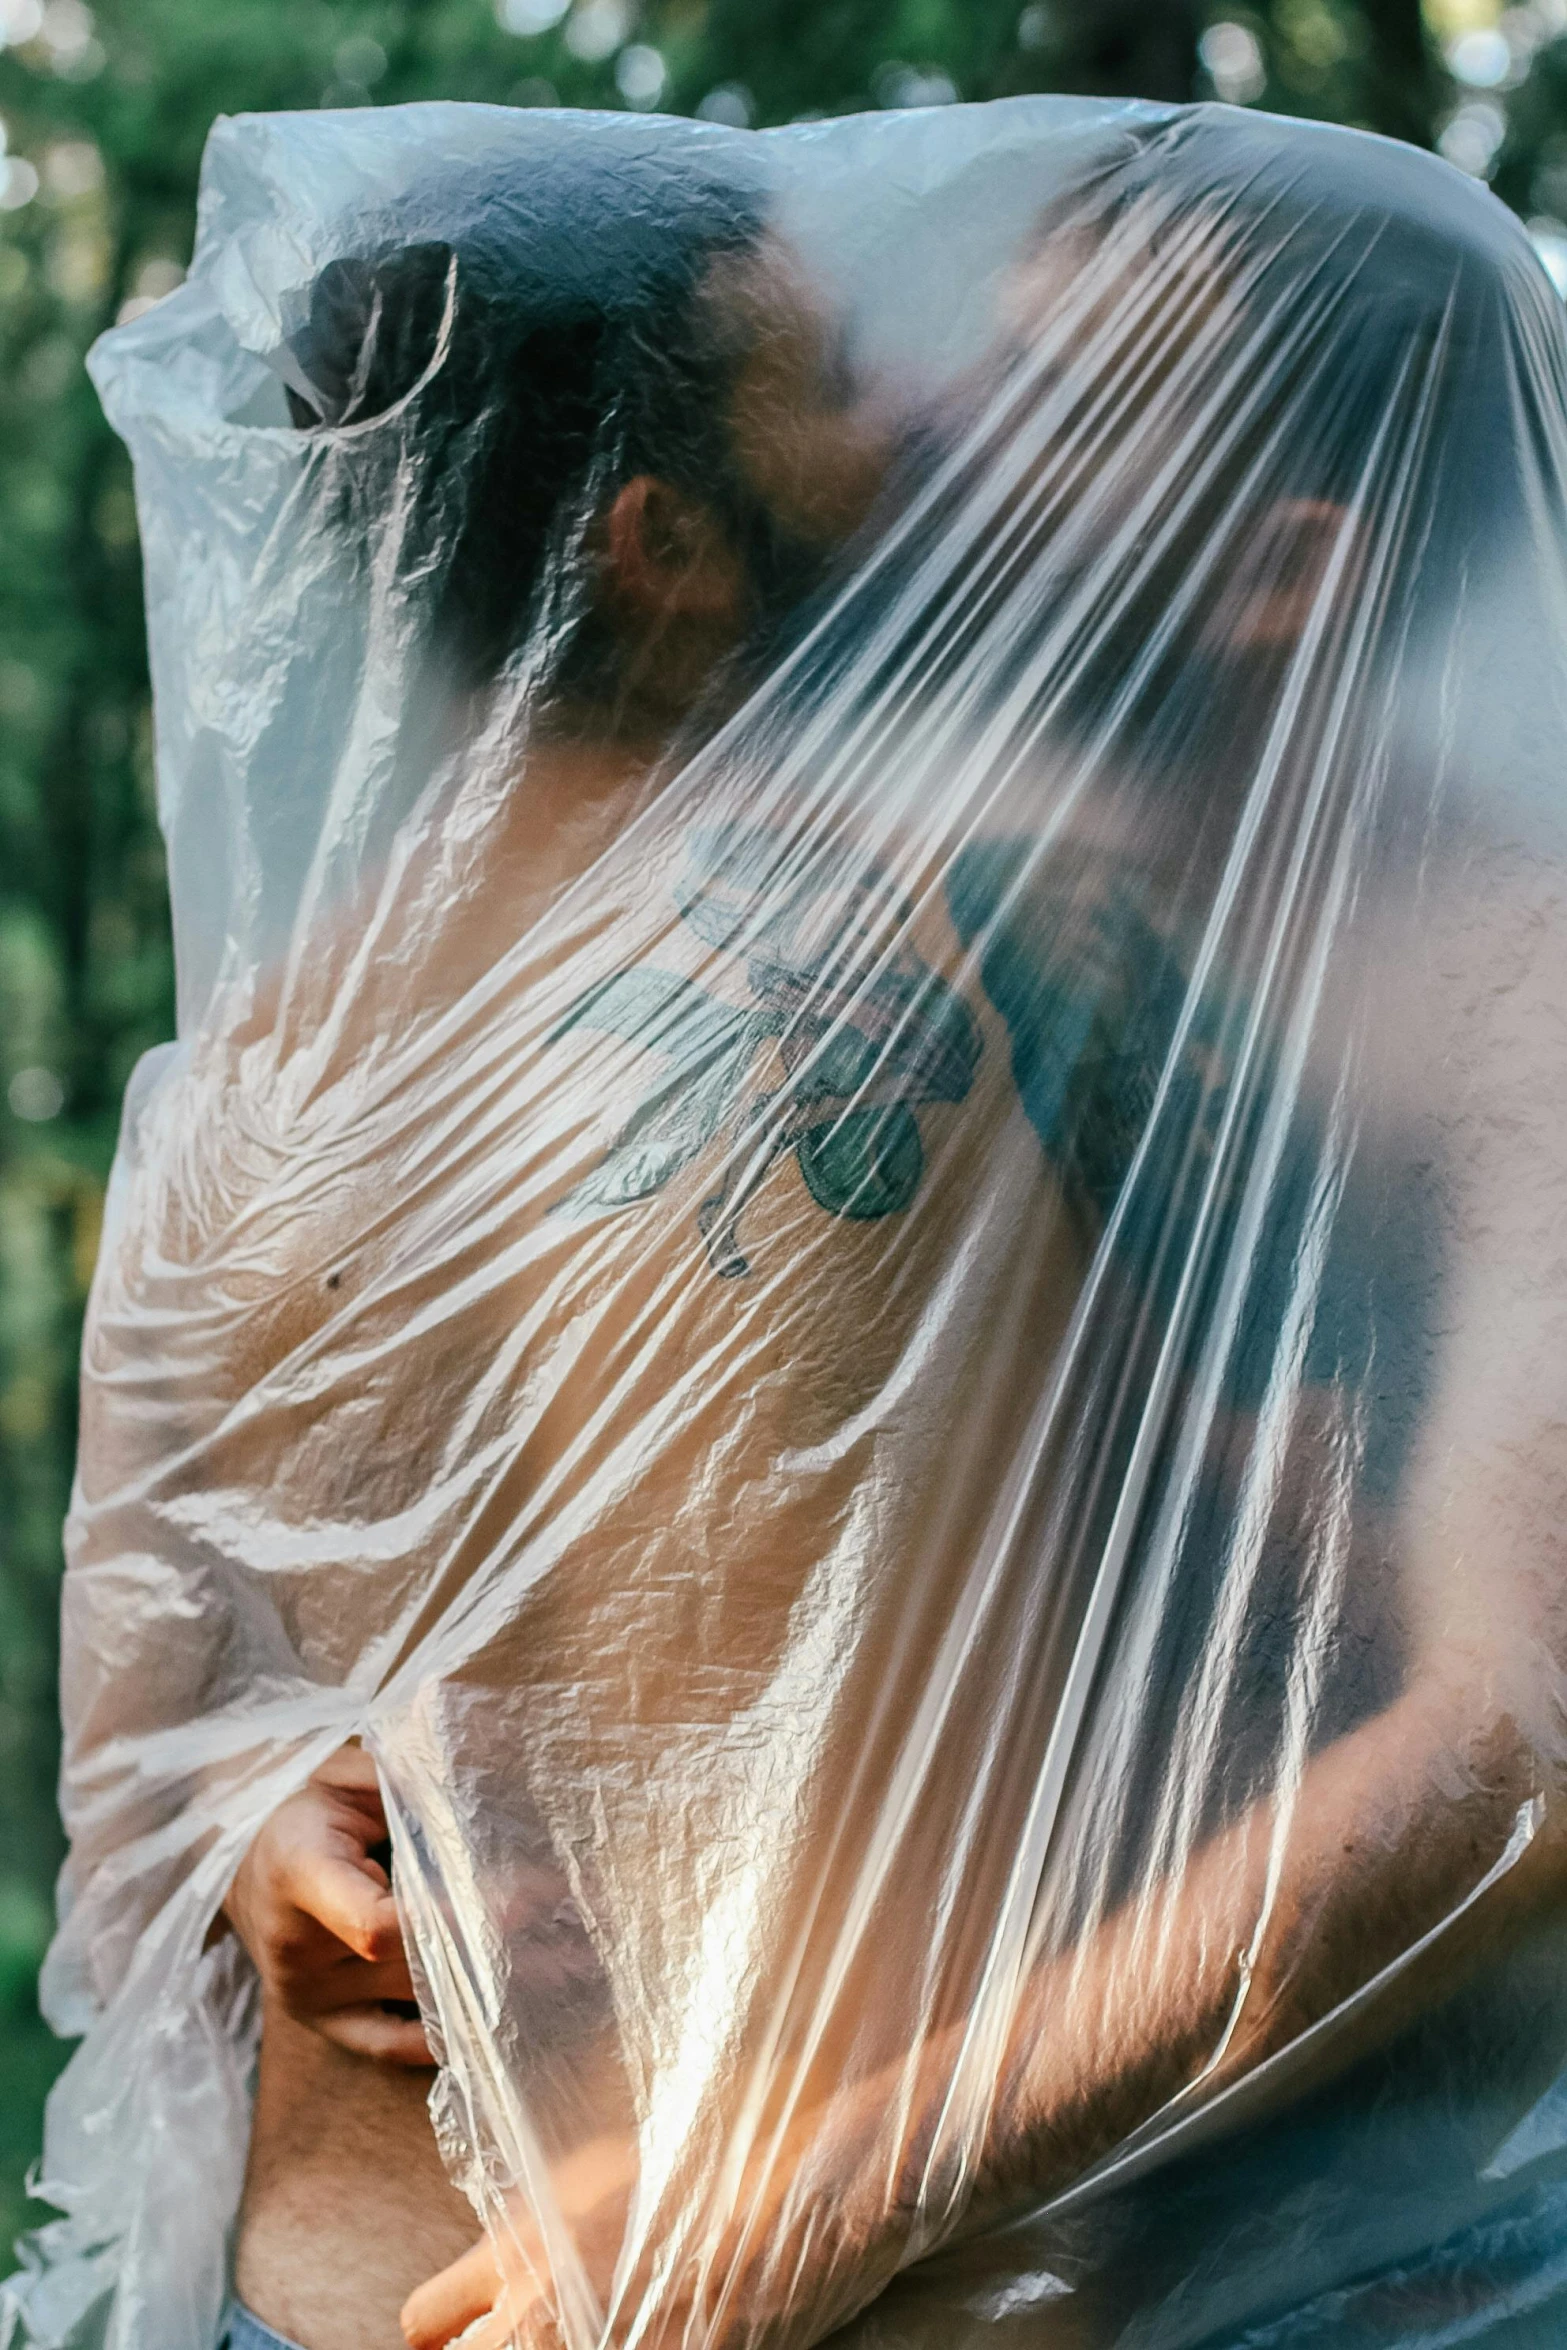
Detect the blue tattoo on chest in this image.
<box><xmin>555</xmin><ymin>828</ymin><xmax>1237</xmax><ymax>1294</ymax></box>
<box><xmin>553</xmin><ymin>827</ymin><xmax>984</xmax><ymax>1276</ymax></box>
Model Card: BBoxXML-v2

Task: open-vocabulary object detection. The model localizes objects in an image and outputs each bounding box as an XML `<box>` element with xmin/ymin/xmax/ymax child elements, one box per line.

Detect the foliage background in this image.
<box><xmin>0</xmin><ymin>0</ymin><xmax>1559</xmax><ymax>2259</ymax></box>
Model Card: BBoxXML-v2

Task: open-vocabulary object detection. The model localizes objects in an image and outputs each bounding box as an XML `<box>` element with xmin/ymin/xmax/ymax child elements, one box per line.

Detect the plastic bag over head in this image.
<box><xmin>10</xmin><ymin>91</ymin><xmax>1567</xmax><ymax>2350</ymax></box>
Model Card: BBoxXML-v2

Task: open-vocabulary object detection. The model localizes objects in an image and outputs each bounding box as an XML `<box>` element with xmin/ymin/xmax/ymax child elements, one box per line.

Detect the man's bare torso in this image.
<box><xmin>238</xmin><ymin>2013</ymin><xmax>477</xmax><ymax>2349</ymax></box>
<box><xmin>161</xmin><ymin>764</ymin><xmax>1092</xmax><ymax>2349</ymax></box>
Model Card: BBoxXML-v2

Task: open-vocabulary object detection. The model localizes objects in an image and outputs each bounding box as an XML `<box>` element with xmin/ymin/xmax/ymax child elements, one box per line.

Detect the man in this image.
<box><xmin>45</xmin><ymin>102</ymin><xmax>1567</xmax><ymax>2350</ymax></box>
<box><xmin>88</xmin><ymin>129</ymin><xmax>930</xmax><ymax>2350</ymax></box>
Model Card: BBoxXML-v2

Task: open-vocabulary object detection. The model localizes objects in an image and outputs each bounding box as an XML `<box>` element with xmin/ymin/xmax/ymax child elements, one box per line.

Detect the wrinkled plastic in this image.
<box><xmin>9</xmin><ymin>90</ymin><xmax>1567</xmax><ymax>2350</ymax></box>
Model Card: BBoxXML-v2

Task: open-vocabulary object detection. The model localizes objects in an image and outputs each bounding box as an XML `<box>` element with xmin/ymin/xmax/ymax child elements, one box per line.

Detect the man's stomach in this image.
<box><xmin>235</xmin><ymin>2002</ymin><xmax>478</xmax><ymax>2350</ymax></box>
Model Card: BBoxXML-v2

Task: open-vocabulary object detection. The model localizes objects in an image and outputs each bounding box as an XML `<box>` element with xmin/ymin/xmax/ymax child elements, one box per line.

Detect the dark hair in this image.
<box><xmin>283</xmin><ymin>141</ymin><xmax>812</xmax><ymax>696</ymax></box>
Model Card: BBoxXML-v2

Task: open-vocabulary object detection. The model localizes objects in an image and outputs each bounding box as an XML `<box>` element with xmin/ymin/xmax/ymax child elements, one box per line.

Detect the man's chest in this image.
<box><xmin>103</xmin><ymin>815</ymin><xmax>1203</xmax><ymax>1530</ymax></box>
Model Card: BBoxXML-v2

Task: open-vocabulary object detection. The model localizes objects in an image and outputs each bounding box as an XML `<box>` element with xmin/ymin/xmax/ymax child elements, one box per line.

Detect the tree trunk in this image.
<box><xmin>1356</xmin><ymin>0</ymin><xmax>1441</xmax><ymax>145</ymax></box>
<box><xmin>1052</xmin><ymin>0</ymin><xmax>1204</xmax><ymax>103</ymax></box>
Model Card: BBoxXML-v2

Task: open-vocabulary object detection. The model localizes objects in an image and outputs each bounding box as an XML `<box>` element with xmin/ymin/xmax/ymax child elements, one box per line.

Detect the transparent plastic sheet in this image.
<box><xmin>6</xmin><ymin>89</ymin><xmax>1567</xmax><ymax>2350</ymax></box>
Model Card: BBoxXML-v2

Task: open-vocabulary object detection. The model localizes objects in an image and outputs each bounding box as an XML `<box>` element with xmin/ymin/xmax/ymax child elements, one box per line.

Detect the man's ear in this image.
<box><xmin>603</xmin><ymin>474</ymin><xmax>748</xmax><ymax>626</ymax></box>
<box><xmin>1215</xmin><ymin>498</ymin><xmax>1360</xmax><ymax>651</ymax></box>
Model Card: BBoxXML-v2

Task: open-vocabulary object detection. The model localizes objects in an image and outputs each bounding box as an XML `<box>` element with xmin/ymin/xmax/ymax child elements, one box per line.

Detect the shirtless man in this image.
<box><xmin>71</xmin><ymin>129</ymin><xmax>1567</xmax><ymax>2350</ymax></box>
<box><xmin>197</xmin><ymin>158</ymin><xmax>920</xmax><ymax>2350</ymax></box>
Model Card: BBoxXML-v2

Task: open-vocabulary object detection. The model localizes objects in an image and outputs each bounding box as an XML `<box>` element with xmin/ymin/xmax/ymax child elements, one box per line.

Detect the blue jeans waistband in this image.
<box><xmin>222</xmin><ymin>2302</ymin><xmax>312</xmax><ymax>2350</ymax></box>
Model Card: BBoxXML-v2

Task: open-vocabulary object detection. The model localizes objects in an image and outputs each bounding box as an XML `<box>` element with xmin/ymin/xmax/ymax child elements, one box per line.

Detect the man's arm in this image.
<box><xmin>398</xmin><ymin>1659</ymin><xmax>1558</xmax><ymax>2349</ymax></box>
<box><xmin>404</xmin><ymin>864</ymin><xmax>1567</xmax><ymax>2349</ymax></box>
<box><xmin>960</xmin><ymin>861</ymin><xmax>1567</xmax><ymax>2215</ymax></box>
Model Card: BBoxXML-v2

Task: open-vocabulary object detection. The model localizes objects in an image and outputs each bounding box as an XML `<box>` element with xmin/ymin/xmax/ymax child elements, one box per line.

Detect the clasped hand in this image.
<box><xmin>220</xmin><ymin>1743</ymin><xmax>431</xmax><ymax>2066</ymax></box>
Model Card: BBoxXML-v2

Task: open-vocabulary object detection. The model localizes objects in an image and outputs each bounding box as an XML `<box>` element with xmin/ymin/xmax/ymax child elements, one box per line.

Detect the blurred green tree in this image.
<box><xmin>0</xmin><ymin>0</ymin><xmax>1556</xmax><ymax>2266</ymax></box>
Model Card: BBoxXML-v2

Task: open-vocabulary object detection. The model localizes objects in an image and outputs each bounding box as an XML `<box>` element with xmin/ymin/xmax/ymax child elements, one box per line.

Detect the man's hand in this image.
<box><xmin>398</xmin><ymin>2064</ymin><xmax>924</xmax><ymax>2350</ymax></box>
<box><xmin>401</xmin><ymin>2235</ymin><xmax>509</xmax><ymax>2350</ymax></box>
<box><xmin>222</xmin><ymin>1743</ymin><xmax>431</xmax><ymax>2064</ymax></box>
<box><xmin>401</xmin><ymin>2132</ymin><xmax>638</xmax><ymax>2350</ymax></box>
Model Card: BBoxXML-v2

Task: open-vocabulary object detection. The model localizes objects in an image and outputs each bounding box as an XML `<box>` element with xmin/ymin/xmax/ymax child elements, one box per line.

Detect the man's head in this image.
<box><xmin>844</xmin><ymin>111</ymin><xmax>1534</xmax><ymax>845</ymax></box>
<box><xmin>283</xmin><ymin>142</ymin><xmax>889</xmax><ymax>735</ymax></box>
<box><xmin>994</xmin><ymin>111</ymin><xmax>1533</xmax><ymax>700</ymax></box>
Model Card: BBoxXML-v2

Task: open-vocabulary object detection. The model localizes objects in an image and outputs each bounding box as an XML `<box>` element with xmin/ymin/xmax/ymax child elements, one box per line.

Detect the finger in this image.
<box><xmin>410</xmin><ymin>2307</ymin><xmax>534</xmax><ymax>2350</ymax></box>
<box><xmin>314</xmin><ymin>2002</ymin><xmax>433</xmax><ymax>2066</ymax></box>
<box><xmin>311</xmin><ymin>1744</ymin><xmax>385</xmax><ymax>1798</ymax></box>
<box><xmin>310</xmin><ymin>1749</ymin><xmax>391</xmax><ymax>1841</ymax></box>
<box><xmin>287</xmin><ymin>1950</ymin><xmax>418</xmax><ymax>2012</ymax></box>
<box><xmin>461</xmin><ymin>2306</ymin><xmax>555</xmax><ymax>2350</ymax></box>
<box><xmin>402</xmin><ymin>2236</ymin><xmax>504</xmax><ymax>2350</ymax></box>
<box><xmin>289</xmin><ymin>1844</ymin><xmax>405</xmax><ymax>1964</ymax></box>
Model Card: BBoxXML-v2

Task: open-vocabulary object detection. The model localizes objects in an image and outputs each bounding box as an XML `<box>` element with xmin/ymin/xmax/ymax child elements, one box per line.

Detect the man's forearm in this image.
<box><xmin>691</xmin><ymin>1678</ymin><xmax>1556</xmax><ymax>2297</ymax></box>
<box><xmin>400</xmin><ymin>1677</ymin><xmax>1564</xmax><ymax>2350</ymax></box>
<box><xmin>975</xmin><ymin>1674</ymin><xmax>1557</xmax><ymax>2216</ymax></box>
